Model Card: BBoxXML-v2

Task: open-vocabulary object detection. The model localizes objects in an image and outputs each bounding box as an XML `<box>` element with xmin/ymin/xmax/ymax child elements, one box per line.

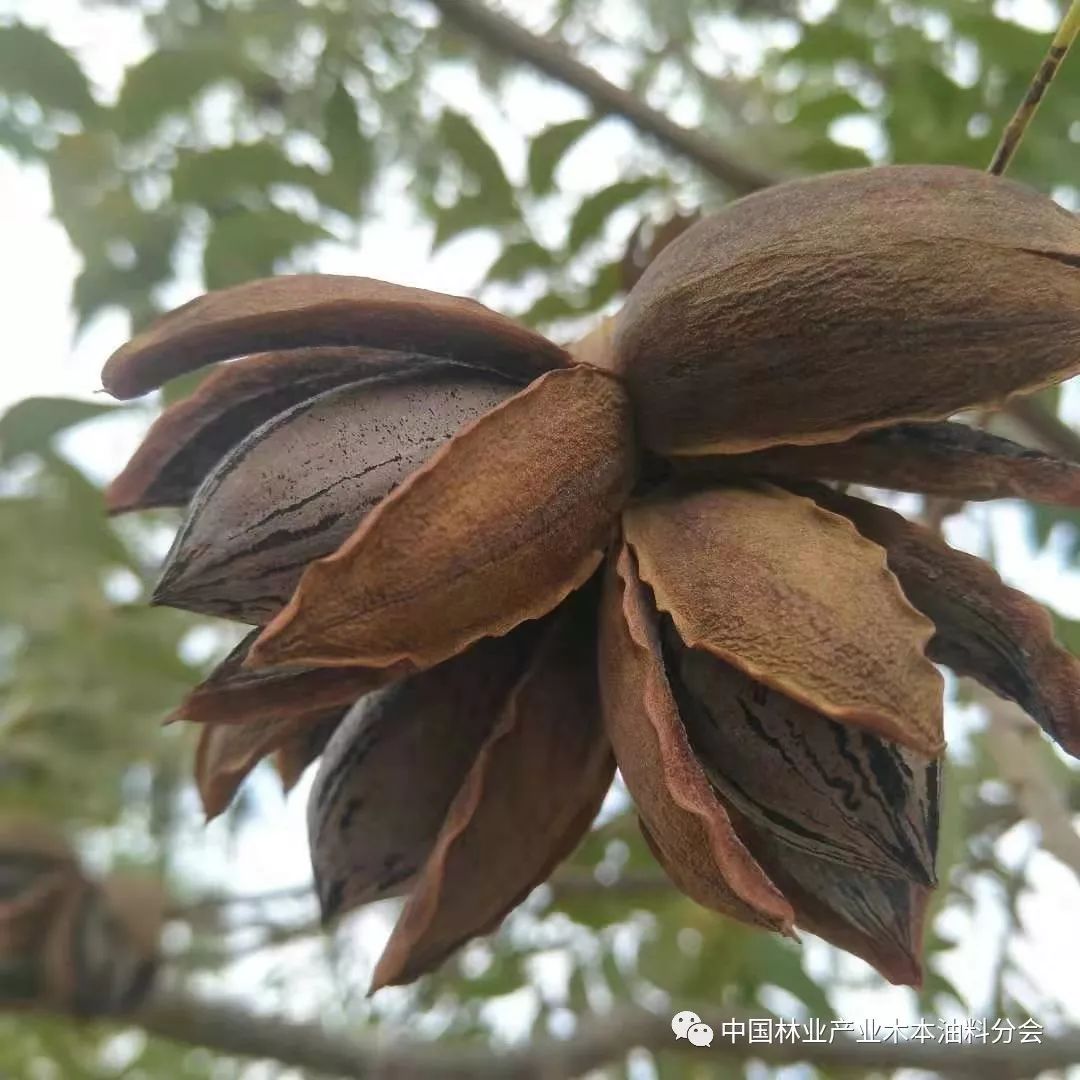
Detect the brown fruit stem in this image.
<box><xmin>988</xmin><ymin>0</ymin><xmax>1080</xmax><ymax>176</ymax></box>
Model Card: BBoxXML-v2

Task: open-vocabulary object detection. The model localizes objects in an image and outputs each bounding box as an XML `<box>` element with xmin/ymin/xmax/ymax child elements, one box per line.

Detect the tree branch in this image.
<box><xmin>171</xmin><ymin>872</ymin><xmax>674</xmax><ymax>925</ymax></box>
<box><xmin>119</xmin><ymin>989</ymin><xmax>1080</xmax><ymax>1078</ymax></box>
<box><xmin>168</xmin><ymin>882</ymin><xmax>312</xmax><ymax>919</ymax></box>
<box><xmin>977</xmin><ymin>685</ymin><xmax>1080</xmax><ymax>883</ymax></box>
<box><xmin>547</xmin><ymin>868</ymin><xmax>672</xmax><ymax>899</ymax></box>
<box><xmin>1002</xmin><ymin>395</ymin><xmax>1080</xmax><ymax>462</ymax></box>
<box><xmin>426</xmin><ymin>0</ymin><xmax>780</xmax><ymax>194</ymax></box>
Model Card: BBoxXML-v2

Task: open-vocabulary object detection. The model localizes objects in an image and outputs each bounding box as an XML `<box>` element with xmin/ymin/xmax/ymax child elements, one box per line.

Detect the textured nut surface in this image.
<box><xmin>616</xmin><ymin>165</ymin><xmax>1080</xmax><ymax>454</ymax></box>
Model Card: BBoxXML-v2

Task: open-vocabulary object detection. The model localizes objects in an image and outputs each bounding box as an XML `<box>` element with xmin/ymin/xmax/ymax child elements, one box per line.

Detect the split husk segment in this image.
<box><xmin>246</xmin><ymin>364</ymin><xmax>636</xmax><ymax>672</ymax></box>
<box><xmin>368</xmin><ymin>595</ymin><xmax>613</xmax><ymax>990</ymax></box>
<box><xmin>106</xmin><ymin>345</ymin><xmax>443</xmax><ymax>514</ymax></box>
<box><xmin>622</xmin><ymin>484</ymin><xmax>945</xmax><ymax>756</ymax></box>
<box><xmin>615</xmin><ymin>165</ymin><xmax>1080</xmax><ymax>455</ymax></box>
<box><xmin>101</xmin><ymin>274</ymin><xmax>569</xmax><ymax>398</ymax></box>
<box><xmin>100</xmin><ymin>162</ymin><xmax>1080</xmax><ymax>992</ymax></box>
<box><xmin>600</xmin><ymin>543</ymin><xmax>939</xmax><ymax>984</ymax></box>
<box><xmin>677</xmin><ymin>422</ymin><xmax>1080</xmax><ymax>507</ymax></box>
<box><xmin>153</xmin><ymin>366</ymin><xmax>518</xmax><ymax>624</ymax></box>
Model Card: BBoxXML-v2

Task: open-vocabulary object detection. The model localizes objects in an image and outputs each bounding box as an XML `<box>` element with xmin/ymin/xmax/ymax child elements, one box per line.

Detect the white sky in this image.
<box><xmin>2</xmin><ymin>0</ymin><xmax>1080</xmax><ymax>1065</ymax></box>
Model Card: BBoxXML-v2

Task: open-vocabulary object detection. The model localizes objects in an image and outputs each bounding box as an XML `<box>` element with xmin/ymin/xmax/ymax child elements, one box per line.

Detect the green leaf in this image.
<box><xmin>47</xmin><ymin>133</ymin><xmax>123</xmax><ymax>258</ymax></box>
<box><xmin>49</xmin><ymin>131</ymin><xmax>115</xmax><ymax>192</ymax></box>
<box><xmin>795</xmin><ymin>139</ymin><xmax>872</xmax><ymax>173</ymax></box>
<box><xmin>584</xmin><ymin>261</ymin><xmax>623</xmax><ymax>310</ymax></box>
<box><xmin>72</xmin><ymin>210</ymin><xmax>181</xmax><ymax>330</ymax></box>
<box><xmin>318</xmin><ymin>79</ymin><xmax>373</xmax><ymax>218</ymax></box>
<box><xmin>22</xmin><ymin>451</ymin><xmax>138</xmax><ymax>573</ymax></box>
<box><xmin>786</xmin><ymin>20</ymin><xmax>874</xmax><ymax>66</ymax></box>
<box><xmin>792</xmin><ymin>90</ymin><xmax>866</xmax><ymax>131</ymax></box>
<box><xmin>172</xmin><ymin>144</ymin><xmax>321</xmax><ymax>207</ymax></box>
<box><xmin>454</xmin><ymin>949</ymin><xmax>526</xmax><ymax>1000</ymax></box>
<box><xmin>527</xmin><ymin>117</ymin><xmax>594</xmax><ymax>194</ymax></box>
<box><xmin>438</xmin><ymin>109</ymin><xmax>515</xmax><ymax>212</ymax></box>
<box><xmin>160</xmin><ymin>369</ymin><xmax>214</xmax><ymax>407</ymax></box>
<box><xmin>53</xmin><ymin>186</ymin><xmax>138</xmax><ymax>263</ymax></box>
<box><xmin>567</xmin><ymin>179</ymin><xmax>654</xmax><ymax>252</ymax></box>
<box><xmin>432</xmin><ymin>194</ymin><xmax>508</xmax><ymax>251</ymax></box>
<box><xmin>952</xmin><ymin>11</ymin><xmax>1046</xmax><ymax>76</ymax></box>
<box><xmin>485</xmin><ymin>240</ymin><xmax>556</xmax><ymax>283</ymax></box>
<box><xmin>1049</xmin><ymin>609</ymin><xmax>1080</xmax><ymax>656</ymax></box>
<box><xmin>73</xmin><ymin>261</ymin><xmax>137</xmax><ymax>329</ymax></box>
<box><xmin>113</xmin><ymin>47</ymin><xmax>254</xmax><ymax>139</ymax></box>
<box><xmin>1030</xmin><ymin>385</ymin><xmax>1062</xmax><ymax>418</ymax></box>
<box><xmin>753</xmin><ymin>936</ymin><xmax>834</xmax><ymax>1016</ymax></box>
<box><xmin>918</xmin><ymin>965</ymin><xmax>968</xmax><ymax>1014</ymax></box>
<box><xmin>0</xmin><ymin>111</ymin><xmax>41</xmax><ymax>159</ymax></box>
<box><xmin>0</xmin><ymin>23</ymin><xmax>95</xmax><ymax>116</ymax></box>
<box><xmin>203</xmin><ymin>207</ymin><xmax>329</xmax><ymax>289</ymax></box>
<box><xmin>519</xmin><ymin>291</ymin><xmax>579</xmax><ymax>326</ymax></box>
<box><xmin>1027</xmin><ymin>504</ymin><xmax>1080</xmax><ymax>564</ymax></box>
<box><xmin>0</xmin><ymin>397</ymin><xmax>119</xmax><ymax>466</ymax></box>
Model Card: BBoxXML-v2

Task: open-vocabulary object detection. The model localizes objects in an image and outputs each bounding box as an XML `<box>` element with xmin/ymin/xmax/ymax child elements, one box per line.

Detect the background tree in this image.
<box><xmin>1</xmin><ymin>0</ymin><xmax>1080</xmax><ymax>1075</ymax></box>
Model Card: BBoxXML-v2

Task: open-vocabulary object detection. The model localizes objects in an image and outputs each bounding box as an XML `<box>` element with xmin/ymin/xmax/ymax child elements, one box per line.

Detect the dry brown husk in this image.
<box><xmin>615</xmin><ymin>166</ymin><xmax>1080</xmax><ymax>455</ymax></box>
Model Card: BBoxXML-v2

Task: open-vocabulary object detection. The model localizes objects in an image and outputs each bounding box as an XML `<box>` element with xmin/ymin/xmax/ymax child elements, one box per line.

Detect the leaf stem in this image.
<box><xmin>988</xmin><ymin>0</ymin><xmax>1080</xmax><ymax>176</ymax></box>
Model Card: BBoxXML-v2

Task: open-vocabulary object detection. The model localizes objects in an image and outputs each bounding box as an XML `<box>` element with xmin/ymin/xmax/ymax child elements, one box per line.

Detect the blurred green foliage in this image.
<box><xmin>1</xmin><ymin>0</ymin><xmax>1079</xmax><ymax>1075</ymax></box>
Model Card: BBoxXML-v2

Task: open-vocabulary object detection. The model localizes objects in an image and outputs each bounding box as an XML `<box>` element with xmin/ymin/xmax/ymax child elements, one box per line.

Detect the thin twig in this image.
<box><xmin>990</xmin><ymin>852</ymin><xmax>1031</xmax><ymax>1019</ymax></box>
<box><xmin>167</xmin><ymin>882</ymin><xmax>313</xmax><ymax>919</ymax></box>
<box><xmin>426</xmin><ymin>0</ymin><xmax>780</xmax><ymax>194</ymax></box>
<box><xmin>546</xmin><ymin>868</ymin><xmax>673</xmax><ymax>899</ymax></box>
<box><xmin>975</xmin><ymin>685</ymin><xmax>1080</xmax><ymax>884</ymax></box>
<box><xmin>115</xmin><ymin>989</ymin><xmax>1080</xmax><ymax>1078</ymax></box>
<box><xmin>988</xmin><ymin>0</ymin><xmax>1080</xmax><ymax>175</ymax></box>
<box><xmin>177</xmin><ymin>916</ymin><xmax>325</xmax><ymax>968</ymax></box>
<box><xmin>1002</xmin><ymin>395</ymin><xmax>1080</xmax><ymax>462</ymax></box>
